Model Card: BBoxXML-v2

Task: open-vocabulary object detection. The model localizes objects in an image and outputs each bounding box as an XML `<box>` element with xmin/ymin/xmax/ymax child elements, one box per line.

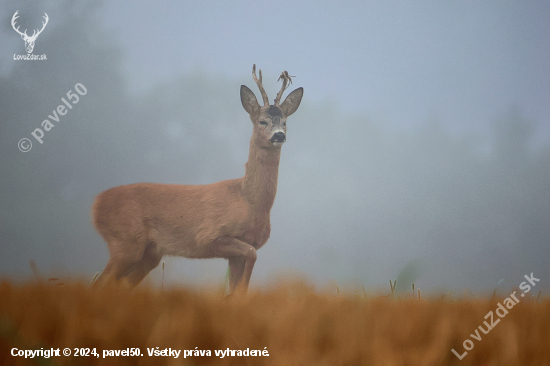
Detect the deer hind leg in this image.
<box><xmin>210</xmin><ymin>237</ymin><xmax>257</xmax><ymax>294</ymax></box>
<box><xmin>95</xmin><ymin>240</ymin><xmax>161</xmax><ymax>288</ymax></box>
<box><xmin>124</xmin><ymin>241</ymin><xmax>162</xmax><ymax>286</ymax></box>
<box><xmin>93</xmin><ymin>256</ymin><xmax>118</xmax><ymax>286</ymax></box>
<box><xmin>93</xmin><ymin>238</ymin><xmax>133</xmax><ymax>286</ymax></box>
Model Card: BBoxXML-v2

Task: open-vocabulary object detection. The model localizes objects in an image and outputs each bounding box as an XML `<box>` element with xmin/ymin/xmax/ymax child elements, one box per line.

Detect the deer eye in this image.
<box><xmin>259</xmin><ymin>121</ymin><xmax>268</xmax><ymax>126</ymax></box>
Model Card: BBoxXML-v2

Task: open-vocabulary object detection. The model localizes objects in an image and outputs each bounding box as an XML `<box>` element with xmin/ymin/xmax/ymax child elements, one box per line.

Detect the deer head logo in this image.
<box><xmin>11</xmin><ymin>11</ymin><xmax>49</xmax><ymax>54</ymax></box>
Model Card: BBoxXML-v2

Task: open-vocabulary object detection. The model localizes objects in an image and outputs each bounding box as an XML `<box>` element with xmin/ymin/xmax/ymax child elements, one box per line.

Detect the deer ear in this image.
<box><xmin>240</xmin><ymin>85</ymin><xmax>260</xmax><ymax>116</ymax></box>
<box><xmin>280</xmin><ymin>87</ymin><xmax>303</xmax><ymax>117</ymax></box>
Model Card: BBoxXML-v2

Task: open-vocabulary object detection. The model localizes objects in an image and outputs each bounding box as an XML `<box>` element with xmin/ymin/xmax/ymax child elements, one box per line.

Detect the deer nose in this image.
<box><xmin>271</xmin><ymin>132</ymin><xmax>286</xmax><ymax>143</ymax></box>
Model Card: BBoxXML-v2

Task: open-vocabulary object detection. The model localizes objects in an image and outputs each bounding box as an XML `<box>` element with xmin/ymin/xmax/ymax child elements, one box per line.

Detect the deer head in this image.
<box><xmin>11</xmin><ymin>11</ymin><xmax>49</xmax><ymax>54</ymax></box>
<box><xmin>240</xmin><ymin>65</ymin><xmax>303</xmax><ymax>148</ymax></box>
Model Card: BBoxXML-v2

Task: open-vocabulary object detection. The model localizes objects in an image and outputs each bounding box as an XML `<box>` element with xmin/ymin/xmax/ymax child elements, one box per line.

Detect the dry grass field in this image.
<box><xmin>0</xmin><ymin>279</ymin><xmax>549</xmax><ymax>366</ymax></box>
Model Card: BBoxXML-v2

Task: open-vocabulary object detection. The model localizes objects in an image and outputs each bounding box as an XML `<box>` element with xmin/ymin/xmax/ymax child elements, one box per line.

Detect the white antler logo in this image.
<box><xmin>11</xmin><ymin>11</ymin><xmax>49</xmax><ymax>54</ymax></box>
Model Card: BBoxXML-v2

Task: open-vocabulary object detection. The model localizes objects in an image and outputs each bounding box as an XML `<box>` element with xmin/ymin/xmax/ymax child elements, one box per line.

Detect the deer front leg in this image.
<box><xmin>210</xmin><ymin>236</ymin><xmax>257</xmax><ymax>295</ymax></box>
<box><xmin>227</xmin><ymin>256</ymin><xmax>245</xmax><ymax>293</ymax></box>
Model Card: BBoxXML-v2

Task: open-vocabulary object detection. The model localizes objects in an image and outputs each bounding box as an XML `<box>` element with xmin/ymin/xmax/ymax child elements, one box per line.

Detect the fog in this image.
<box><xmin>1</xmin><ymin>0</ymin><xmax>548</xmax><ymax>295</ymax></box>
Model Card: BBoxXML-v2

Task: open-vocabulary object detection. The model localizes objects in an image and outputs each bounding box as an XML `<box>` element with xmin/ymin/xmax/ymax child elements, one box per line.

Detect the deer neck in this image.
<box><xmin>241</xmin><ymin>137</ymin><xmax>281</xmax><ymax>211</ymax></box>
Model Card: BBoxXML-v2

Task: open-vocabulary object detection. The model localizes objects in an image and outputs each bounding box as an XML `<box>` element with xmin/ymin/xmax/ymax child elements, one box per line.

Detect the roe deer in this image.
<box><xmin>92</xmin><ymin>65</ymin><xmax>303</xmax><ymax>294</ymax></box>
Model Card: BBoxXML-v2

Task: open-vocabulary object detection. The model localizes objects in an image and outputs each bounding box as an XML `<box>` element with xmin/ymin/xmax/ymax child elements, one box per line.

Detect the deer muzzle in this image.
<box><xmin>270</xmin><ymin>132</ymin><xmax>286</xmax><ymax>145</ymax></box>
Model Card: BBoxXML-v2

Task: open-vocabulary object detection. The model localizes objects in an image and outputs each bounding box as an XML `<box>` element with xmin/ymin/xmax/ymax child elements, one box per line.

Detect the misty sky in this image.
<box><xmin>1</xmin><ymin>0</ymin><xmax>549</xmax><ymax>296</ymax></box>
<box><xmin>99</xmin><ymin>0</ymin><xmax>550</xmax><ymax>137</ymax></box>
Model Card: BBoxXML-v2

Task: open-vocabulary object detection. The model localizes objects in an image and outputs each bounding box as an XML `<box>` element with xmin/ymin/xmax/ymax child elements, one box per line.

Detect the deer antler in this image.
<box><xmin>274</xmin><ymin>71</ymin><xmax>295</xmax><ymax>106</ymax></box>
<box><xmin>31</xmin><ymin>13</ymin><xmax>49</xmax><ymax>39</ymax></box>
<box><xmin>252</xmin><ymin>64</ymin><xmax>269</xmax><ymax>107</ymax></box>
<box><xmin>11</xmin><ymin>11</ymin><xmax>48</xmax><ymax>40</ymax></box>
<box><xmin>11</xmin><ymin>11</ymin><xmax>27</xmax><ymax>38</ymax></box>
